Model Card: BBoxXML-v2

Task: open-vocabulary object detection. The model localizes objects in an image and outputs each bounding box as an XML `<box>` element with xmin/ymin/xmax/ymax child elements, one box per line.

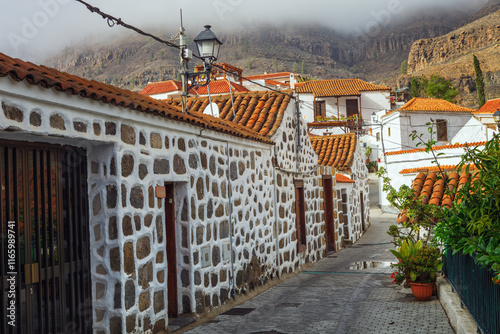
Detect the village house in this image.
<box><xmin>309</xmin><ymin>133</ymin><xmax>370</xmax><ymax>245</ymax></box>
<box><xmin>471</xmin><ymin>98</ymin><xmax>500</xmax><ymax>132</ymax></box>
<box><xmin>242</xmin><ymin>71</ymin><xmax>298</xmax><ymax>91</ymax></box>
<box><xmin>296</xmin><ymin>78</ymin><xmax>391</xmax><ymax>163</ymax></box>
<box><xmin>375</xmin><ymin>97</ymin><xmax>475</xmax><ymax>154</ymax></box>
<box><xmin>140</xmin><ymin>63</ymin><xmax>249</xmax><ymax>100</ymax></box>
<box><xmin>375</xmin><ymin>97</ymin><xmax>478</xmax><ymax>210</ymax></box>
<box><xmin>0</xmin><ymin>52</ymin><xmax>337</xmax><ymax>334</ymax></box>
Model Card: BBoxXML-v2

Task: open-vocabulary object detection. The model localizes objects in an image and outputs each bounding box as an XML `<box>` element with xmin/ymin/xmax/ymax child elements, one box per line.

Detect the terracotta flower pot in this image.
<box><xmin>410</xmin><ymin>282</ymin><xmax>434</xmax><ymax>301</ymax></box>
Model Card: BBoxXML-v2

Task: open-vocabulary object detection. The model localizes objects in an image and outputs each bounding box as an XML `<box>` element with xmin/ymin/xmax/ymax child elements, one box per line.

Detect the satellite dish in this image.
<box><xmin>203</xmin><ymin>103</ymin><xmax>220</xmax><ymax>117</ymax></box>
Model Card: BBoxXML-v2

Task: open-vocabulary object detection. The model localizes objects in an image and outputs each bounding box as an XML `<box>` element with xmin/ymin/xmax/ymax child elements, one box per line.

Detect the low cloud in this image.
<box><xmin>0</xmin><ymin>0</ymin><xmax>488</xmax><ymax>62</ymax></box>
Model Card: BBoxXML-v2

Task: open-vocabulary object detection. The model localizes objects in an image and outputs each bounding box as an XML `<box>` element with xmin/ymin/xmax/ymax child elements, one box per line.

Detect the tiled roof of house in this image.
<box><xmin>385</xmin><ymin>141</ymin><xmax>486</xmax><ymax>156</ymax></box>
<box><xmin>140</xmin><ymin>79</ymin><xmax>248</xmax><ymax>96</ymax></box>
<box><xmin>162</xmin><ymin>90</ymin><xmax>293</xmax><ymax>138</ymax></box>
<box><xmin>296</xmin><ymin>79</ymin><xmax>390</xmax><ymax>98</ymax></box>
<box><xmin>265</xmin><ymin>79</ymin><xmax>290</xmax><ymax>87</ymax></box>
<box><xmin>397</xmin><ymin>170</ymin><xmax>478</xmax><ymax>223</ymax></box>
<box><xmin>473</xmin><ymin>98</ymin><xmax>500</xmax><ymax>114</ymax></box>
<box><xmin>336</xmin><ymin>174</ymin><xmax>355</xmax><ymax>183</ymax></box>
<box><xmin>191</xmin><ymin>80</ymin><xmax>248</xmax><ymax>95</ymax></box>
<box><xmin>397</xmin><ymin>97</ymin><xmax>475</xmax><ymax>113</ymax></box>
<box><xmin>310</xmin><ymin>133</ymin><xmax>357</xmax><ymax>169</ymax></box>
<box><xmin>0</xmin><ymin>52</ymin><xmax>273</xmax><ymax>144</ymax></box>
<box><xmin>245</xmin><ymin>72</ymin><xmax>295</xmax><ymax>81</ymax></box>
<box><xmin>140</xmin><ymin>80</ymin><xmax>182</xmax><ymax>95</ymax></box>
<box><xmin>399</xmin><ymin>164</ymin><xmax>477</xmax><ymax>174</ymax></box>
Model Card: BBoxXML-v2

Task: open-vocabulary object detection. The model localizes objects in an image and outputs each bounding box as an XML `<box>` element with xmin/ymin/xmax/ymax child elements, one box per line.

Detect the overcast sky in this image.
<box><xmin>0</xmin><ymin>0</ymin><xmax>489</xmax><ymax>62</ymax></box>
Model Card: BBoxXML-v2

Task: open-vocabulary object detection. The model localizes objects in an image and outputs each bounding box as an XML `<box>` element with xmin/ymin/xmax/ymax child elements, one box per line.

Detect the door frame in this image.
<box><xmin>322</xmin><ymin>175</ymin><xmax>336</xmax><ymax>252</ymax></box>
<box><xmin>164</xmin><ymin>183</ymin><xmax>178</xmax><ymax>317</ymax></box>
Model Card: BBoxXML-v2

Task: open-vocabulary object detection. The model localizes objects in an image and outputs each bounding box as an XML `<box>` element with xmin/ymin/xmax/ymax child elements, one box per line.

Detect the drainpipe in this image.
<box><xmin>295</xmin><ymin>100</ymin><xmax>302</xmax><ymax>172</ymax></box>
<box><xmin>272</xmin><ymin>145</ymin><xmax>281</xmax><ymax>278</ymax></box>
<box><xmin>225</xmin><ymin>141</ymin><xmax>237</xmax><ymax>300</ymax></box>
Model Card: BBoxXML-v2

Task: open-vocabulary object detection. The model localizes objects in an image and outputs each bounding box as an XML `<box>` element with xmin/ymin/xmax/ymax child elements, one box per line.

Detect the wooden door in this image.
<box><xmin>1</xmin><ymin>141</ymin><xmax>91</xmax><ymax>334</ymax></box>
<box><xmin>165</xmin><ymin>183</ymin><xmax>178</xmax><ymax>317</ymax></box>
<box><xmin>322</xmin><ymin>176</ymin><xmax>335</xmax><ymax>252</ymax></box>
<box><xmin>294</xmin><ymin>180</ymin><xmax>307</xmax><ymax>253</ymax></box>
<box><xmin>360</xmin><ymin>192</ymin><xmax>366</xmax><ymax>232</ymax></box>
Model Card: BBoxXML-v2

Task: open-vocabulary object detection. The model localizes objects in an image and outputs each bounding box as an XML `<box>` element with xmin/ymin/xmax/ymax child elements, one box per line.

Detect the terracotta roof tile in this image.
<box><xmin>397</xmin><ymin>168</ymin><xmax>477</xmax><ymax>223</ymax></box>
<box><xmin>140</xmin><ymin>80</ymin><xmax>182</xmax><ymax>95</ymax></box>
<box><xmin>310</xmin><ymin>133</ymin><xmax>357</xmax><ymax>170</ymax></box>
<box><xmin>245</xmin><ymin>72</ymin><xmax>295</xmax><ymax>81</ymax></box>
<box><xmin>162</xmin><ymin>90</ymin><xmax>292</xmax><ymax>138</ymax></box>
<box><xmin>0</xmin><ymin>52</ymin><xmax>273</xmax><ymax>144</ymax></box>
<box><xmin>473</xmin><ymin>98</ymin><xmax>500</xmax><ymax>114</ymax></box>
<box><xmin>385</xmin><ymin>141</ymin><xmax>486</xmax><ymax>156</ymax></box>
<box><xmin>336</xmin><ymin>174</ymin><xmax>355</xmax><ymax>183</ymax></box>
<box><xmin>397</xmin><ymin>97</ymin><xmax>475</xmax><ymax>113</ymax></box>
<box><xmin>140</xmin><ymin>79</ymin><xmax>248</xmax><ymax>96</ymax></box>
<box><xmin>191</xmin><ymin>80</ymin><xmax>249</xmax><ymax>95</ymax></box>
<box><xmin>399</xmin><ymin>164</ymin><xmax>478</xmax><ymax>174</ymax></box>
<box><xmin>296</xmin><ymin>79</ymin><xmax>390</xmax><ymax>98</ymax></box>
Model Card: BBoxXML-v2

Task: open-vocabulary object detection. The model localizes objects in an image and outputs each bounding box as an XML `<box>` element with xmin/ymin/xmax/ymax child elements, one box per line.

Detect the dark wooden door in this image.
<box><xmin>294</xmin><ymin>180</ymin><xmax>307</xmax><ymax>253</ymax></box>
<box><xmin>322</xmin><ymin>176</ymin><xmax>335</xmax><ymax>252</ymax></box>
<box><xmin>1</xmin><ymin>141</ymin><xmax>91</xmax><ymax>334</ymax></box>
<box><xmin>165</xmin><ymin>183</ymin><xmax>178</xmax><ymax>317</ymax></box>
<box><xmin>360</xmin><ymin>192</ymin><xmax>366</xmax><ymax>232</ymax></box>
<box><xmin>346</xmin><ymin>99</ymin><xmax>359</xmax><ymax>120</ymax></box>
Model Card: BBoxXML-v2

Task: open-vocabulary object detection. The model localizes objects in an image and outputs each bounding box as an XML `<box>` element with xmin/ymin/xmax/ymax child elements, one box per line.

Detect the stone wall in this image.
<box><xmin>345</xmin><ymin>143</ymin><xmax>370</xmax><ymax>243</ymax></box>
<box><xmin>0</xmin><ymin>79</ymin><xmax>333</xmax><ymax>333</ymax></box>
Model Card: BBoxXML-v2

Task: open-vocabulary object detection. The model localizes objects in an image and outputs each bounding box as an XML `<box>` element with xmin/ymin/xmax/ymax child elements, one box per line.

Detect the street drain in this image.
<box><xmin>276</xmin><ymin>303</ymin><xmax>301</xmax><ymax>308</ymax></box>
<box><xmin>346</xmin><ymin>261</ymin><xmax>392</xmax><ymax>270</ymax></box>
<box><xmin>247</xmin><ymin>331</ymin><xmax>286</xmax><ymax>334</ymax></box>
<box><xmin>221</xmin><ymin>307</ymin><xmax>255</xmax><ymax>316</ymax></box>
<box><xmin>206</xmin><ymin>319</ymin><xmax>220</xmax><ymax>323</ymax></box>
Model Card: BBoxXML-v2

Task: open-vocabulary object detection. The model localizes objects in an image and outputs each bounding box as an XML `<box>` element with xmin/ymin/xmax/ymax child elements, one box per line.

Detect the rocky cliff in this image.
<box><xmin>45</xmin><ymin>6</ymin><xmax>479</xmax><ymax>92</ymax></box>
<box><xmin>403</xmin><ymin>9</ymin><xmax>500</xmax><ymax>108</ymax></box>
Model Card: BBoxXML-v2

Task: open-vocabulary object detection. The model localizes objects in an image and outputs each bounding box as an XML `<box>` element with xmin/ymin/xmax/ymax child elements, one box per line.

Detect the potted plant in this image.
<box><xmin>408</xmin><ymin>244</ymin><xmax>442</xmax><ymax>300</ymax></box>
<box><xmin>390</xmin><ymin>239</ymin><xmax>421</xmax><ymax>287</ymax></box>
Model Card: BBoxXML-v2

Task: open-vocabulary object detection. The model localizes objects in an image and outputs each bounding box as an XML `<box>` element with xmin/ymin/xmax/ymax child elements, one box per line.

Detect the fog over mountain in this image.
<box><xmin>0</xmin><ymin>0</ymin><xmax>489</xmax><ymax>62</ymax></box>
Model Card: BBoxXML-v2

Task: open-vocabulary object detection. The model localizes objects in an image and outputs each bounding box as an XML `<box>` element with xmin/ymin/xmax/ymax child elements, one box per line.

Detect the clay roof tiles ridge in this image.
<box><xmin>0</xmin><ymin>52</ymin><xmax>273</xmax><ymax>144</ymax></box>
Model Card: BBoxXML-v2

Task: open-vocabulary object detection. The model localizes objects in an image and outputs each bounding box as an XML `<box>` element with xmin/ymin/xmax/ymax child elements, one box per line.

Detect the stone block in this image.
<box><xmin>121</xmin><ymin>154</ymin><xmax>134</xmax><ymax>177</ymax></box>
<box><xmin>173</xmin><ymin>154</ymin><xmax>186</xmax><ymax>175</ymax></box>
<box><xmin>136</xmin><ymin>236</ymin><xmax>151</xmax><ymax>259</ymax></box>
<box><xmin>121</xmin><ymin>124</ymin><xmax>136</xmax><ymax>145</ymax></box>
<box><xmin>29</xmin><ymin>112</ymin><xmax>41</xmax><ymax>126</ymax></box>
<box><xmin>139</xmin><ymin>290</ymin><xmax>150</xmax><ymax>311</ymax></box>
<box><xmin>130</xmin><ymin>186</ymin><xmax>144</xmax><ymax>209</ymax></box>
<box><xmin>123</xmin><ymin>242</ymin><xmax>135</xmax><ymax>275</ymax></box>
<box><xmin>150</xmin><ymin>132</ymin><xmax>162</xmax><ymax>149</ymax></box>
<box><xmin>109</xmin><ymin>247</ymin><xmax>120</xmax><ymax>272</ymax></box>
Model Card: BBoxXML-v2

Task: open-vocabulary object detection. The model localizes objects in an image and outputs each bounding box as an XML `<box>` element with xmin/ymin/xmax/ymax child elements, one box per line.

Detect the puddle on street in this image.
<box><xmin>346</xmin><ymin>261</ymin><xmax>392</xmax><ymax>270</ymax></box>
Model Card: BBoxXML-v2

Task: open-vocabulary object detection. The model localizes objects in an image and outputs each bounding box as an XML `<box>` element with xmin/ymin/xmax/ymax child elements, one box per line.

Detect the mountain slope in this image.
<box><xmin>45</xmin><ymin>5</ymin><xmax>489</xmax><ymax>93</ymax></box>
<box><xmin>401</xmin><ymin>8</ymin><xmax>500</xmax><ymax>108</ymax></box>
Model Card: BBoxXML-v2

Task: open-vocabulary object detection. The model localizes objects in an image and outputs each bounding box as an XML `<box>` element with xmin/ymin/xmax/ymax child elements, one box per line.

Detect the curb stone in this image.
<box><xmin>437</xmin><ymin>277</ymin><xmax>478</xmax><ymax>334</ymax></box>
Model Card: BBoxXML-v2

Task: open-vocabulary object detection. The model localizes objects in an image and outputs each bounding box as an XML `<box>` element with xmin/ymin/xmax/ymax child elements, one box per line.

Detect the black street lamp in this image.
<box><xmin>179</xmin><ymin>24</ymin><xmax>223</xmax><ymax>112</ymax></box>
<box><xmin>193</xmin><ymin>25</ymin><xmax>222</xmax><ymax>64</ymax></box>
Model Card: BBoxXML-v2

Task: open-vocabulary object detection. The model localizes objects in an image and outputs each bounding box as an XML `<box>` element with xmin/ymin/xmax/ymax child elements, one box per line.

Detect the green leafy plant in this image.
<box><xmin>435</xmin><ymin>134</ymin><xmax>500</xmax><ymax>284</ymax></box>
<box><xmin>408</xmin><ymin>75</ymin><xmax>459</xmax><ymax>102</ymax></box>
<box><xmin>473</xmin><ymin>54</ymin><xmax>486</xmax><ymax>108</ymax></box>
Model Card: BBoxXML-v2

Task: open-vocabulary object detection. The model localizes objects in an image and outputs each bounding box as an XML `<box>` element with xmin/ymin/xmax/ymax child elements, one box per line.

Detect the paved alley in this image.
<box><xmin>183</xmin><ymin>177</ymin><xmax>454</xmax><ymax>334</ymax></box>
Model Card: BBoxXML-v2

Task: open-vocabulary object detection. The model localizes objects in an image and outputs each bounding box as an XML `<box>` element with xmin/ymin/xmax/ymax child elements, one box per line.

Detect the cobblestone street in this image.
<box><xmin>183</xmin><ymin>178</ymin><xmax>454</xmax><ymax>334</ymax></box>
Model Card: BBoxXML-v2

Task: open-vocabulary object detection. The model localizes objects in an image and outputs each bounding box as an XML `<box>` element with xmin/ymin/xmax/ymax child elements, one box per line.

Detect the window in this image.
<box><xmin>436</xmin><ymin>119</ymin><xmax>448</xmax><ymax>141</ymax></box>
<box><xmin>314</xmin><ymin>100</ymin><xmax>326</xmax><ymax>119</ymax></box>
<box><xmin>376</xmin><ymin>132</ymin><xmax>380</xmax><ymax>142</ymax></box>
<box><xmin>387</xmin><ymin>127</ymin><xmax>391</xmax><ymax>137</ymax></box>
<box><xmin>294</xmin><ymin>179</ymin><xmax>307</xmax><ymax>252</ymax></box>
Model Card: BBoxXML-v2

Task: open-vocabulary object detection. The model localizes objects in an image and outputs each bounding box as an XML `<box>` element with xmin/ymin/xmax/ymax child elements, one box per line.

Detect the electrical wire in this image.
<box><xmin>75</xmin><ymin>0</ymin><xmax>181</xmax><ymax>50</ymax></box>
